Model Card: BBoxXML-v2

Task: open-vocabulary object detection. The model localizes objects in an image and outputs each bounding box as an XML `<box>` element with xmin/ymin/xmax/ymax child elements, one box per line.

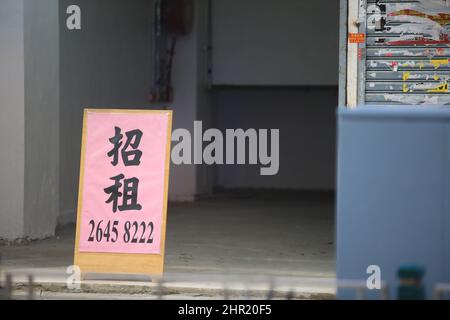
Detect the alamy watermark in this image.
<box><xmin>66</xmin><ymin>265</ymin><xmax>81</xmax><ymax>290</ymax></box>
<box><xmin>366</xmin><ymin>265</ymin><xmax>381</xmax><ymax>290</ymax></box>
<box><xmin>171</xmin><ymin>122</ymin><xmax>279</xmax><ymax>176</ymax></box>
<box><xmin>66</xmin><ymin>5</ymin><xmax>81</xmax><ymax>30</ymax></box>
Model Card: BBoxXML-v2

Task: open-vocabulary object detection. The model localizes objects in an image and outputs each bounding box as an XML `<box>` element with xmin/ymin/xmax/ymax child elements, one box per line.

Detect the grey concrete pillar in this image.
<box><xmin>0</xmin><ymin>0</ymin><xmax>59</xmax><ymax>240</ymax></box>
<box><xmin>0</xmin><ymin>0</ymin><xmax>26</xmax><ymax>240</ymax></box>
<box><xmin>168</xmin><ymin>0</ymin><xmax>214</xmax><ymax>201</ymax></box>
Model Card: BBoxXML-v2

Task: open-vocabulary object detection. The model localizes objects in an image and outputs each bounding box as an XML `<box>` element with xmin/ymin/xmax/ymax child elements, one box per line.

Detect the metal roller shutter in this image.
<box><xmin>362</xmin><ymin>0</ymin><xmax>450</xmax><ymax>105</ymax></box>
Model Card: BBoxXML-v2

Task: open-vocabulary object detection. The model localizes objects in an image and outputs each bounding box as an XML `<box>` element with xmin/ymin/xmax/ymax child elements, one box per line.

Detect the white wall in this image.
<box><xmin>212</xmin><ymin>0</ymin><xmax>340</xmax><ymax>86</ymax></box>
<box><xmin>0</xmin><ymin>0</ymin><xmax>25</xmax><ymax>239</ymax></box>
<box><xmin>214</xmin><ymin>87</ymin><xmax>337</xmax><ymax>190</ymax></box>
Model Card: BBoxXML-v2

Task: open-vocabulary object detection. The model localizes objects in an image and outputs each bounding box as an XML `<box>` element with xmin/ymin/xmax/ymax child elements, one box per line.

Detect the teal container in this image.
<box><xmin>397</xmin><ymin>265</ymin><xmax>426</xmax><ymax>300</ymax></box>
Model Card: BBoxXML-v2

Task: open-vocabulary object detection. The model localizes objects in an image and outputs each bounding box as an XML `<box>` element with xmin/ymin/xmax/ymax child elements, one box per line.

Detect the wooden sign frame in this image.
<box><xmin>74</xmin><ymin>109</ymin><xmax>173</xmax><ymax>280</ymax></box>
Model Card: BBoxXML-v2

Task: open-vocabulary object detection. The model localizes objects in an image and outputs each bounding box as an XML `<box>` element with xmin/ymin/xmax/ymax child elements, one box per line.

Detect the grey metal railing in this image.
<box><xmin>337</xmin><ymin>279</ymin><xmax>389</xmax><ymax>300</ymax></box>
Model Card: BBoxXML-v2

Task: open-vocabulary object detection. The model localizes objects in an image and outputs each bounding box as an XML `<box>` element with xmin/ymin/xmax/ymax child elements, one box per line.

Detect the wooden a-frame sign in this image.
<box><xmin>74</xmin><ymin>109</ymin><xmax>172</xmax><ymax>279</ymax></box>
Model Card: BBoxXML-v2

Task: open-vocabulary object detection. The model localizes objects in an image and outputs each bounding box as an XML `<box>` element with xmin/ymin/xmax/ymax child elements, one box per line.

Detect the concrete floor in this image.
<box><xmin>0</xmin><ymin>191</ymin><xmax>336</xmax><ymax>299</ymax></box>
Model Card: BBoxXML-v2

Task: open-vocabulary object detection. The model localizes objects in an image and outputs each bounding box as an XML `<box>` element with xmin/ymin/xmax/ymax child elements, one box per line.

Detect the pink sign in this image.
<box><xmin>78</xmin><ymin>110</ymin><xmax>171</xmax><ymax>254</ymax></box>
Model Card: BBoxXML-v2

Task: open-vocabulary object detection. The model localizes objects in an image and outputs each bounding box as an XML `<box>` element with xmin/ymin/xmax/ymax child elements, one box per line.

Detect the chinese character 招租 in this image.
<box><xmin>104</xmin><ymin>174</ymin><xmax>143</xmax><ymax>213</ymax></box>
<box><xmin>107</xmin><ymin>127</ymin><xmax>143</xmax><ymax>166</ymax></box>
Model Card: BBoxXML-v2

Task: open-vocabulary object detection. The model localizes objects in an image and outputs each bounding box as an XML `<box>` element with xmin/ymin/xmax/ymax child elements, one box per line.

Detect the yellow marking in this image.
<box><xmin>427</xmin><ymin>83</ymin><xmax>449</xmax><ymax>93</ymax></box>
<box><xmin>403</xmin><ymin>84</ymin><xmax>409</xmax><ymax>93</ymax></box>
<box><xmin>431</xmin><ymin>59</ymin><xmax>449</xmax><ymax>69</ymax></box>
<box><xmin>403</xmin><ymin>72</ymin><xmax>410</xmax><ymax>81</ymax></box>
<box><xmin>418</xmin><ymin>63</ymin><xmax>425</xmax><ymax>70</ymax></box>
<box><xmin>434</xmin><ymin>74</ymin><xmax>440</xmax><ymax>81</ymax></box>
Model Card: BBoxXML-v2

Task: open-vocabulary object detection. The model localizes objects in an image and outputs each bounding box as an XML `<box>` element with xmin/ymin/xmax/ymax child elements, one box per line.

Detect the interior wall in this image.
<box><xmin>59</xmin><ymin>0</ymin><xmax>154</xmax><ymax>224</ymax></box>
<box><xmin>210</xmin><ymin>0</ymin><xmax>339</xmax><ymax>191</ymax></box>
<box><xmin>214</xmin><ymin>87</ymin><xmax>337</xmax><ymax>191</ymax></box>
<box><xmin>211</xmin><ymin>0</ymin><xmax>340</xmax><ymax>86</ymax></box>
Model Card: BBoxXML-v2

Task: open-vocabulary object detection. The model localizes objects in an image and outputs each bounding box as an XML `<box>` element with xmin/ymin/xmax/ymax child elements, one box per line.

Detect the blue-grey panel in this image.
<box><xmin>444</xmin><ymin>123</ymin><xmax>450</xmax><ymax>283</ymax></box>
<box><xmin>337</xmin><ymin>106</ymin><xmax>450</xmax><ymax>299</ymax></box>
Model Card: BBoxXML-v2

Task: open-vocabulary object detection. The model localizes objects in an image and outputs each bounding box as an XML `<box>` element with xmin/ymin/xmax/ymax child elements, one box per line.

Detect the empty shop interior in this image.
<box><xmin>0</xmin><ymin>0</ymin><xmax>342</xmax><ymax>298</ymax></box>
